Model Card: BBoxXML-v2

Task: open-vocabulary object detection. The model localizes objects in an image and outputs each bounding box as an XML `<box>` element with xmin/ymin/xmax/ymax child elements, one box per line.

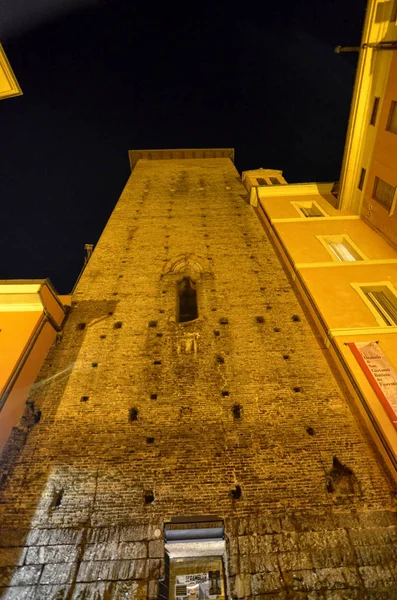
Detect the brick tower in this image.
<box><xmin>1</xmin><ymin>149</ymin><xmax>397</xmax><ymax>599</ymax></box>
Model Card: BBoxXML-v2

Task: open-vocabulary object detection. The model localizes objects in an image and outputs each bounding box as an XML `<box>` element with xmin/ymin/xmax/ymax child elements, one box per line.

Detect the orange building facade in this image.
<box><xmin>338</xmin><ymin>0</ymin><xmax>397</xmax><ymax>243</ymax></box>
<box><xmin>360</xmin><ymin>49</ymin><xmax>397</xmax><ymax>246</ymax></box>
<box><xmin>0</xmin><ymin>281</ymin><xmax>70</xmax><ymax>453</ymax></box>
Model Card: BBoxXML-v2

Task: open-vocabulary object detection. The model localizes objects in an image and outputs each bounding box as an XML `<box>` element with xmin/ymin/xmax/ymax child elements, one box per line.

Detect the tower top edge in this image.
<box><xmin>128</xmin><ymin>148</ymin><xmax>235</xmax><ymax>171</ymax></box>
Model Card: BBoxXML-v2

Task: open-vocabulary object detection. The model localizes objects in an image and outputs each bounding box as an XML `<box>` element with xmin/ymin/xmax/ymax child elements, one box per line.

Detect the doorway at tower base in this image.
<box><xmin>164</xmin><ymin>518</ymin><xmax>227</xmax><ymax>599</ymax></box>
<box><xmin>170</xmin><ymin>556</ymin><xmax>226</xmax><ymax>600</ymax></box>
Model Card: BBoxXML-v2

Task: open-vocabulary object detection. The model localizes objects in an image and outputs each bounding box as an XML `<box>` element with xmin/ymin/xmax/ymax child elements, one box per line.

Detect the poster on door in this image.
<box><xmin>348</xmin><ymin>341</ymin><xmax>397</xmax><ymax>428</ymax></box>
<box><xmin>175</xmin><ymin>570</ymin><xmax>223</xmax><ymax>599</ymax></box>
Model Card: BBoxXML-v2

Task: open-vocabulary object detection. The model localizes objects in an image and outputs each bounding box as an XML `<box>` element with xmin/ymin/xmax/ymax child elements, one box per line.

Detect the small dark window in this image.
<box><xmin>232</xmin><ymin>404</ymin><xmax>241</xmax><ymax>419</ymax></box>
<box><xmin>370</xmin><ymin>97</ymin><xmax>380</xmax><ymax>126</ymax></box>
<box><xmin>391</xmin><ymin>0</ymin><xmax>397</xmax><ymax>22</ymax></box>
<box><xmin>231</xmin><ymin>485</ymin><xmax>241</xmax><ymax>499</ymax></box>
<box><xmin>386</xmin><ymin>100</ymin><xmax>397</xmax><ymax>134</ymax></box>
<box><xmin>270</xmin><ymin>177</ymin><xmax>281</xmax><ymax>185</ymax></box>
<box><xmin>358</xmin><ymin>168</ymin><xmax>366</xmax><ymax>191</ymax></box>
<box><xmin>144</xmin><ymin>491</ymin><xmax>155</xmax><ymax>504</ymax></box>
<box><xmin>129</xmin><ymin>407</ymin><xmax>138</xmax><ymax>421</ymax></box>
<box><xmin>177</xmin><ymin>278</ymin><xmax>198</xmax><ymax>323</ymax></box>
<box><xmin>50</xmin><ymin>488</ymin><xmax>64</xmax><ymax>511</ymax></box>
<box><xmin>256</xmin><ymin>177</ymin><xmax>267</xmax><ymax>185</ymax></box>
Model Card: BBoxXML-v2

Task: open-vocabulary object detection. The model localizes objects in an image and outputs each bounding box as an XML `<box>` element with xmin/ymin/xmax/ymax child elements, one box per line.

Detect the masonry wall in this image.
<box><xmin>0</xmin><ymin>157</ymin><xmax>397</xmax><ymax>599</ymax></box>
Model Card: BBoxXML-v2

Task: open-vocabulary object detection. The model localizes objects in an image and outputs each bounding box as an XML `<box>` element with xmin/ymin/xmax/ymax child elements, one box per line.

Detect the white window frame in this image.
<box><xmin>291</xmin><ymin>200</ymin><xmax>327</xmax><ymax>218</ymax></box>
<box><xmin>316</xmin><ymin>235</ymin><xmax>367</xmax><ymax>263</ymax></box>
<box><xmin>351</xmin><ymin>281</ymin><xmax>397</xmax><ymax>327</ymax></box>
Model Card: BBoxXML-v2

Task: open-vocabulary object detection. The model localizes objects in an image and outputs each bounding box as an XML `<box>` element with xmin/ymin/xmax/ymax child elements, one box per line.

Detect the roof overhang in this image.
<box><xmin>0</xmin><ymin>279</ymin><xmax>66</xmax><ymax>315</ymax></box>
<box><xmin>0</xmin><ymin>44</ymin><xmax>22</xmax><ymax>100</ymax></box>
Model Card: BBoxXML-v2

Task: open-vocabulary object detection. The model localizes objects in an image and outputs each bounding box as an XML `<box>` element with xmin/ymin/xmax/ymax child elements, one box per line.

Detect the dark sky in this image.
<box><xmin>1</xmin><ymin>0</ymin><xmax>365</xmax><ymax>293</ymax></box>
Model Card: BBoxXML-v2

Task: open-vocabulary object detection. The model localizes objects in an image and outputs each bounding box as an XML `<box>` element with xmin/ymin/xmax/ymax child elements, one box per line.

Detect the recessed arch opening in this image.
<box><xmin>177</xmin><ymin>277</ymin><xmax>198</xmax><ymax>323</ymax></box>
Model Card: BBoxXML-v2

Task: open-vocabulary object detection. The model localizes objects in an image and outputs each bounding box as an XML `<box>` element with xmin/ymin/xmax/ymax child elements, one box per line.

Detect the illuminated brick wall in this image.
<box><xmin>0</xmin><ymin>156</ymin><xmax>396</xmax><ymax>598</ymax></box>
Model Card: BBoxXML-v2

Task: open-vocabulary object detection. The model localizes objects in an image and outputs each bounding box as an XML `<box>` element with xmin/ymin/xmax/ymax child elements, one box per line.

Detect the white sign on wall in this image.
<box><xmin>349</xmin><ymin>341</ymin><xmax>397</xmax><ymax>428</ymax></box>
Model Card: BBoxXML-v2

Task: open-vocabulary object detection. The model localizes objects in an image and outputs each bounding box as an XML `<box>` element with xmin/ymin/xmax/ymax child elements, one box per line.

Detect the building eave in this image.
<box><xmin>0</xmin><ymin>44</ymin><xmax>23</xmax><ymax>100</ymax></box>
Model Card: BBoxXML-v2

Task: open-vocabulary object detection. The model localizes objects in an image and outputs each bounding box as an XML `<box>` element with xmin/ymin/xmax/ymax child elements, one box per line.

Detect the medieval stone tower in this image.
<box><xmin>1</xmin><ymin>149</ymin><xmax>397</xmax><ymax>599</ymax></box>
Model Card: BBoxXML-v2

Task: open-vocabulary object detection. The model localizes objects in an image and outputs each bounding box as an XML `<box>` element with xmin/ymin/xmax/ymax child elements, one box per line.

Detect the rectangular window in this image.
<box><xmin>256</xmin><ymin>177</ymin><xmax>268</xmax><ymax>185</ymax></box>
<box><xmin>358</xmin><ymin>168</ymin><xmax>366</xmax><ymax>191</ymax></box>
<box><xmin>386</xmin><ymin>100</ymin><xmax>397</xmax><ymax>134</ymax></box>
<box><xmin>373</xmin><ymin>176</ymin><xmax>396</xmax><ymax>212</ymax></box>
<box><xmin>370</xmin><ymin>97</ymin><xmax>380</xmax><ymax>126</ymax></box>
<box><xmin>299</xmin><ymin>204</ymin><xmax>324</xmax><ymax>218</ymax></box>
<box><xmin>177</xmin><ymin>277</ymin><xmax>198</xmax><ymax>323</ymax></box>
<box><xmin>270</xmin><ymin>177</ymin><xmax>281</xmax><ymax>185</ymax></box>
<box><xmin>361</xmin><ymin>286</ymin><xmax>397</xmax><ymax>326</ymax></box>
<box><xmin>319</xmin><ymin>235</ymin><xmax>364</xmax><ymax>262</ymax></box>
<box><xmin>291</xmin><ymin>200</ymin><xmax>327</xmax><ymax>218</ymax></box>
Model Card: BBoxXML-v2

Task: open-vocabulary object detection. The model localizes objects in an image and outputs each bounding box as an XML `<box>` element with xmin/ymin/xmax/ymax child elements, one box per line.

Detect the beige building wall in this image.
<box><xmin>272</xmin><ymin>218</ymin><xmax>397</xmax><ymax>262</ymax></box>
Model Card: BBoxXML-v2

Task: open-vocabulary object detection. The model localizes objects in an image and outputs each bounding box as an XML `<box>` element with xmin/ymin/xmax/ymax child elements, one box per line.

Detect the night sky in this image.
<box><xmin>1</xmin><ymin>0</ymin><xmax>365</xmax><ymax>293</ymax></box>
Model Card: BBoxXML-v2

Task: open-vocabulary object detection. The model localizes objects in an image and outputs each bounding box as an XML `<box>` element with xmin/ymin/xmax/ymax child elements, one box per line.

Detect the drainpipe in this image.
<box><xmin>71</xmin><ymin>243</ymin><xmax>94</xmax><ymax>294</ymax></box>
